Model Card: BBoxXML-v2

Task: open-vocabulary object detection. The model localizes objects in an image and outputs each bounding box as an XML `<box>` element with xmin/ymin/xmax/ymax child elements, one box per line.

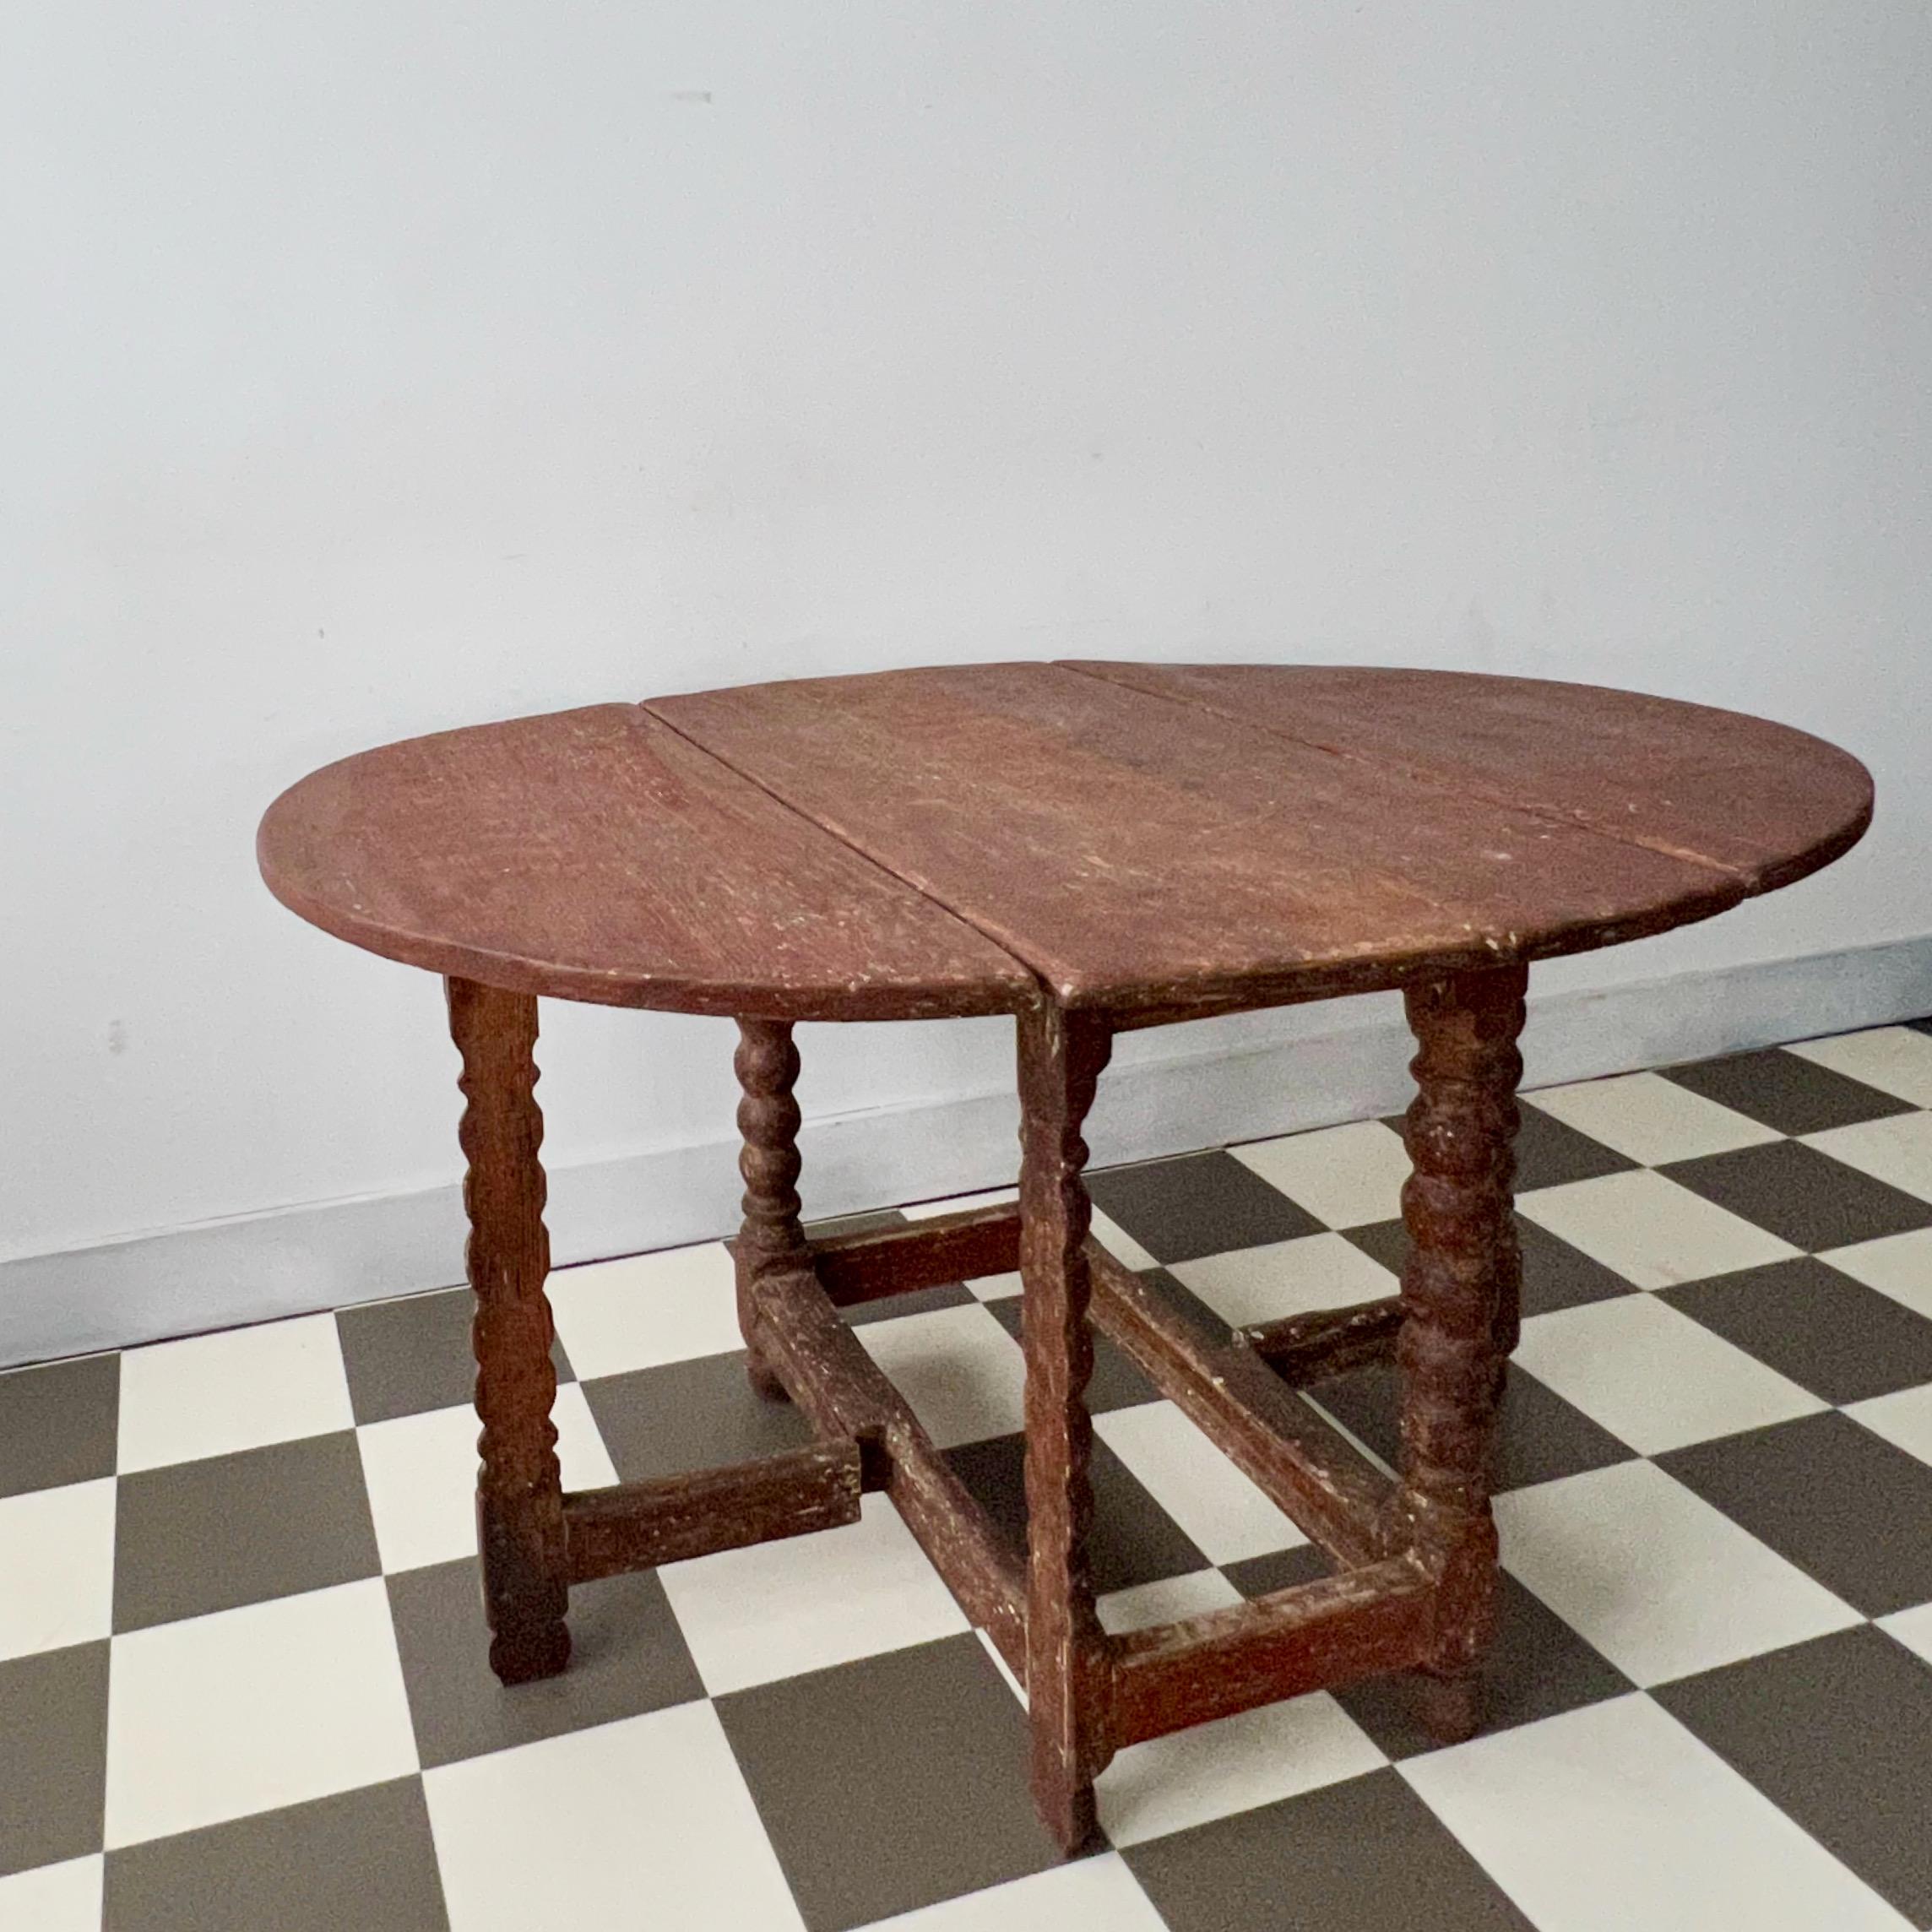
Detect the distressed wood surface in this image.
<box><xmin>1017</xmin><ymin>1006</ymin><xmax>1114</xmax><ymax>1853</ymax></box>
<box><xmin>1240</xmin><ymin>1296</ymin><xmax>1406</xmax><ymax>1384</ymax></box>
<box><xmin>1393</xmin><ymin>963</ymin><xmax>1528</xmax><ymax>1742</ymax></box>
<box><xmin>1087</xmin><ymin>1244</ymin><xmax>1392</xmax><ymax>1568</ymax></box>
<box><xmin>732</xmin><ymin>1020</ymin><xmax>808</xmax><ymax>1401</ymax></box>
<box><xmin>562</xmin><ymin>1441</ymin><xmax>862</xmax><ymax>1585</ymax></box>
<box><xmin>810</xmin><ymin>1202</ymin><xmax>1022</xmax><ymax>1308</ymax></box>
<box><xmin>1067</xmin><ymin>659</ymin><xmax>1874</xmax><ymax>892</ymax></box>
<box><xmin>1106</xmin><ymin>1556</ymin><xmax>1433</xmax><ymax>1746</ymax></box>
<box><xmin>258</xmin><ymin>703</ymin><xmax>1031</xmax><ymax>1020</ymax></box>
<box><xmin>447</xmin><ymin>978</ymin><xmax>571</xmax><ymax>1685</ymax></box>
<box><xmin>649</xmin><ymin>662</ymin><xmax>1869</xmax><ymax>1015</ymax></box>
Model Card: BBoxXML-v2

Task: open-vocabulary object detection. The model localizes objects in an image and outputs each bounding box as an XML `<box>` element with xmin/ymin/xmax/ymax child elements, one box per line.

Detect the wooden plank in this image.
<box><xmin>1240</xmin><ymin>1296</ymin><xmax>1405</xmax><ymax>1384</ymax></box>
<box><xmin>1106</xmin><ymin>1558</ymin><xmax>1433</xmax><ymax>1746</ymax></box>
<box><xmin>648</xmin><ymin>665</ymin><xmax>1784</xmax><ymax>1016</ymax></box>
<box><xmin>748</xmin><ymin>1262</ymin><xmax>1030</xmax><ymax>1677</ymax></box>
<box><xmin>562</xmin><ymin>1441</ymin><xmax>862</xmax><ymax>1584</ymax></box>
<box><xmin>259</xmin><ymin>704</ymin><xmax>1033</xmax><ymax>1021</ymax></box>
<box><xmin>807</xmin><ymin>1203</ymin><xmax>1022</xmax><ymax>1307</ymax></box>
<box><xmin>1066</xmin><ymin>660</ymin><xmax>1873</xmax><ymax>894</ymax></box>
<box><xmin>1085</xmin><ymin>1244</ymin><xmax>1393</xmax><ymax>1567</ymax></box>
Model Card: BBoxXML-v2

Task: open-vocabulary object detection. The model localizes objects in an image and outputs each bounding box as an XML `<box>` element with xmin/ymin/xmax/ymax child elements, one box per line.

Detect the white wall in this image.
<box><xmin>4</xmin><ymin>5</ymin><xmax>1929</xmax><ymax>1349</ymax></box>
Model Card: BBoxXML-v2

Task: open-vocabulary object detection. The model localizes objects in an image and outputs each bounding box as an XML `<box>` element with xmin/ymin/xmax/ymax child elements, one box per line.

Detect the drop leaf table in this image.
<box><xmin>258</xmin><ymin>661</ymin><xmax>1870</xmax><ymax>1853</ymax></box>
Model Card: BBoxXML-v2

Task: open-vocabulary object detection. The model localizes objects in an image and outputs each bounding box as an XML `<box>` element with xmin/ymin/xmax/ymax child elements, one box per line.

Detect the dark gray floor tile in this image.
<box><xmin>1659</xmin><ymin>1140</ymin><xmax>1932</xmax><ymax>1252</ymax></box>
<box><xmin>717</xmin><ymin>1633</ymin><xmax>1062</xmax><ymax>1930</ymax></box>
<box><xmin>0</xmin><ymin>1641</ymin><xmax>108</xmax><ymax>1878</ymax></box>
<box><xmin>581</xmin><ymin>1353</ymin><xmax>816</xmax><ymax>1484</ymax></box>
<box><xmin>1221</xmin><ymin>1544</ymin><xmax>1334</xmax><ymax>1595</ymax></box>
<box><xmin>1659</xmin><ymin>1412</ymin><xmax>1932</xmax><ymax>1616</ymax></box>
<box><xmin>1332</xmin><ymin>1575</ymin><xmax>1633</xmax><ymax>1759</ymax></box>
<box><xmin>388</xmin><ymin>1558</ymin><xmax>703</xmax><ymax>1769</ymax></box>
<box><xmin>841</xmin><ymin>1282</ymin><xmax>978</xmax><ymax>1327</ymax></box>
<box><xmin>1345</xmin><ymin>1214</ymin><xmax>1639</xmax><ymax>1318</ymax></box>
<box><xmin>1088</xmin><ymin>1153</ymin><xmax>1323</xmax><ymax>1264</ymax></box>
<box><xmin>945</xmin><ymin>1432</ymin><xmax>1208</xmax><ymax>1594</ymax></box>
<box><xmin>981</xmin><ymin>1297</ymin><xmax>1159</xmax><ymax>1414</ymax></box>
<box><xmin>1512</xmin><ymin>1104</ymin><xmax>1638</xmax><ymax>1191</ymax></box>
<box><xmin>0</xmin><ymin>1353</ymin><xmax>119</xmax><ymax>1500</ymax></box>
<box><xmin>1310</xmin><ymin>1362</ymin><xmax>1634</xmax><ymax>1495</ymax></box>
<box><xmin>336</xmin><ymin>1287</ymin><xmax>570</xmax><ymax>1427</ymax></box>
<box><xmin>1658</xmin><ymin>1048</ymin><xmax>1913</xmax><ymax>1136</ymax></box>
<box><xmin>804</xmin><ymin>1209</ymin><xmax>909</xmax><ymax>1240</ymax></box>
<box><xmin>113</xmin><ymin>1431</ymin><xmax>379</xmax><ymax>1632</ymax></box>
<box><xmin>1660</xmin><ymin>1257</ymin><xmax>1932</xmax><ymax>1403</ymax></box>
<box><xmin>103</xmin><ymin>1777</ymin><xmax>448</xmax><ymax>1932</ymax></box>
<box><xmin>1123</xmin><ymin>1766</ymin><xmax>1534</xmax><ymax>1931</ymax></box>
<box><xmin>1653</xmin><ymin>1626</ymin><xmax>1932</xmax><ymax>1927</ymax></box>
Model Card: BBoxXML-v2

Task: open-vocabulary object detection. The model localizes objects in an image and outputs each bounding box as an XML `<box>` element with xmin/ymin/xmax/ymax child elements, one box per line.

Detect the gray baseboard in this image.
<box><xmin>6</xmin><ymin>934</ymin><xmax>1929</xmax><ymax>1370</ymax></box>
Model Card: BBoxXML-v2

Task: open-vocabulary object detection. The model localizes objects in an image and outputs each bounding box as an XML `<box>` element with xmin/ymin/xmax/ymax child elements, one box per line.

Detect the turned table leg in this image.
<box><xmin>1017</xmin><ymin>1004</ymin><xmax>1114</xmax><ymax>1854</ymax></box>
<box><xmin>447</xmin><ymin>977</ymin><xmax>572</xmax><ymax>1684</ymax></box>
<box><xmin>734</xmin><ymin>1020</ymin><xmax>808</xmax><ymax>1402</ymax></box>
<box><xmin>1393</xmin><ymin>962</ymin><xmax>1528</xmax><ymax>1743</ymax></box>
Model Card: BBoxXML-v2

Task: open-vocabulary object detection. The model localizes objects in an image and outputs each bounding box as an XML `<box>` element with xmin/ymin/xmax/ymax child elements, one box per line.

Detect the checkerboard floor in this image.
<box><xmin>8</xmin><ymin>1021</ymin><xmax>1932</xmax><ymax>1929</ymax></box>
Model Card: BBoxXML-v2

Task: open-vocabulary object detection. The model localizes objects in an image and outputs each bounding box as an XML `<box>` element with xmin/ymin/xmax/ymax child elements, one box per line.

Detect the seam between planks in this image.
<box><xmin>633</xmin><ymin>700</ymin><xmax>1051</xmax><ymax>1006</ymax></box>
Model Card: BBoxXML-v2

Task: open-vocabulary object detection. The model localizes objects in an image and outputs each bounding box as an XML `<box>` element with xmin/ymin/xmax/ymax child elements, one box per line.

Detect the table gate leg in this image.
<box><xmin>1017</xmin><ymin>1004</ymin><xmax>1114</xmax><ymax>1854</ymax></box>
<box><xmin>1393</xmin><ymin>962</ymin><xmax>1528</xmax><ymax>1743</ymax></box>
<box><xmin>447</xmin><ymin>977</ymin><xmax>572</xmax><ymax>1684</ymax></box>
<box><xmin>734</xmin><ymin>1020</ymin><xmax>806</xmax><ymax>1401</ymax></box>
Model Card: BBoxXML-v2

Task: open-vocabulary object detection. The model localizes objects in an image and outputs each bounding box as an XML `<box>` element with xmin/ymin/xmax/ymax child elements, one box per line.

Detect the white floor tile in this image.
<box><xmin>1786</xmin><ymin>1026</ymin><xmax>1932</xmax><ymax>1107</ymax></box>
<box><xmin>1524</xmin><ymin>1072</ymin><xmax>1780</xmax><ymax>1165</ymax></box>
<box><xmin>1097</xmin><ymin>1691</ymin><xmax>1385</xmax><ymax>1847</ymax></box>
<box><xmin>1495</xmin><ymin>1463</ymin><xmax>1859</xmax><ymax>1685</ymax></box>
<box><xmin>1170</xmin><ymin>1232</ymin><xmax>1397</xmax><ymax>1330</ymax></box>
<box><xmin>1877</xmin><ymin>1602</ymin><xmax>1932</xmax><ymax>1665</ymax></box>
<box><xmin>0</xmin><ymin>1855</ymin><xmax>104</xmax><ymax>1931</ymax></box>
<box><xmin>1512</xmin><ymin>1294</ymin><xmax>1824</xmax><ymax>1455</ymax></box>
<box><xmin>975</xmin><ymin>1626</ymin><xmax>1028</xmax><ymax>1707</ymax></box>
<box><xmin>545</xmin><ymin>1243</ymin><xmax>742</xmax><ymax>1379</ymax></box>
<box><xmin>1095</xmin><ymin>1402</ymin><xmax>1307</xmax><ymax>1564</ymax></box>
<box><xmin>656</xmin><ymin>1494</ymin><xmax>969</xmax><ymax>1695</ymax></box>
<box><xmin>855</xmin><ymin>1303</ymin><xmax>1027</xmax><ymax>1449</ymax></box>
<box><xmin>116</xmin><ymin>1314</ymin><xmax>354</xmax><ymax>1472</ymax></box>
<box><xmin>355</xmin><ymin>1384</ymin><xmax>618</xmax><ymax>1573</ymax></box>
<box><xmin>1804</xmin><ymin>1113</ymin><xmax>1932</xmax><ymax>1205</ymax></box>
<box><xmin>862</xmin><ymin>1853</ymin><xmax>1169</xmax><ymax>1929</ymax></box>
<box><xmin>1402</xmin><ymin>1694</ymin><xmax>1911</xmax><ymax>1932</ymax></box>
<box><xmin>425</xmin><ymin>1700</ymin><xmax>802</xmax><ymax>1932</ymax></box>
<box><xmin>0</xmin><ymin>1479</ymin><xmax>114</xmax><ymax>1662</ymax></box>
<box><xmin>1515</xmin><ymin>1170</ymin><xmax>1798</xmax><ymax>1289</ymax></box>
<box><xmin>966</xmin><ymin>1270</ymin><xmax>1022</xmax><ymax>1301</ymax></box>
<box><xmin>104</xmin><ymin>1577</ymin><xmax>417</xmax><ymax>1848</ymax></box>
<box><xmin>1089</xmin><ymin>1210</ymin><xmax>1160</xmax><ymax>1273</ymax></box>
<box><xmin>1230</xmin><ymin>1120</ymin><xmax>1411</xmax><ymax>1229</ymax></box>
<box><xmin>1845</xmin><ymin>1383</ymin><xmax>1932</xmax><ymax>1466</ymax></box>
<box><xmin>1096</xmin><ymin>1567</ymin><xmax>1245</xmax><ymax>1636</ymax></box>
<box><xmin>1820</xmin><ymin>1228</ymin><xmax>1932</xmax><ymax>1318</ymax></box>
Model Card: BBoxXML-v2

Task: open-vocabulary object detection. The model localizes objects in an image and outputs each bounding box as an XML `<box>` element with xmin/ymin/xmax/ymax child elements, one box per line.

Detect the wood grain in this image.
<box><xmin>1066</xmin><ymin>659</ymin><xmax>1874</xmax><ymax>891</ymax></box>
<box><xmin>258</xmin><ymin>703</ymin><xmax>1033</xmax><ymax>1020</ymax></box>
<box><xmin>649</xmin><ymin>662</ymin><xmax>1860</xmax><ymax>1016</ymax></box>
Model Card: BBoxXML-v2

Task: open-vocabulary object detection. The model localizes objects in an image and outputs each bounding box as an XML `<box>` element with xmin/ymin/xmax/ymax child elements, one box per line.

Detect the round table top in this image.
<box><xmin>258</xmin><ymin>662</ymin><xmax>1871</xmax><ymax>1023</ymax></box>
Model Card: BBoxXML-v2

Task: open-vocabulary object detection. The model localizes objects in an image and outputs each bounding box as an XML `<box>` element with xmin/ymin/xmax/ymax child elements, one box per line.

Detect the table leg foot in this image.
<box><xmin>1414</xmin><ymin>1664</ymin><xmax>1484</xmax><ymax>1746</ymax></box>
<box><xmin>448</xmin><ymin>976</ymin><xmax>573</xmax><ymax>1686</ymax></box>
<box><xmin>1393</xmin><ymin>963</ymin><xmax>1527</xmax><ymax>1714</ymax></box>
<box><xmin>735</xmin><ymin>1019</ymin><xmax>809</xmax><ymax>1403</ymax></box>
<box><xmin>1018</xmin><ymin>1005</ymin><xmax>1115</xmax><ymax>1856</ymax></box>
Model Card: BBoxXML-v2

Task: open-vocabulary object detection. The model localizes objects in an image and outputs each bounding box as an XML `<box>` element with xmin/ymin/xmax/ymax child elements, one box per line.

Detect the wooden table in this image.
<box><xmin>258</xmin><ymin>661</ymin><xmax>1871</xmax><ymax>1852</ymax></box>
